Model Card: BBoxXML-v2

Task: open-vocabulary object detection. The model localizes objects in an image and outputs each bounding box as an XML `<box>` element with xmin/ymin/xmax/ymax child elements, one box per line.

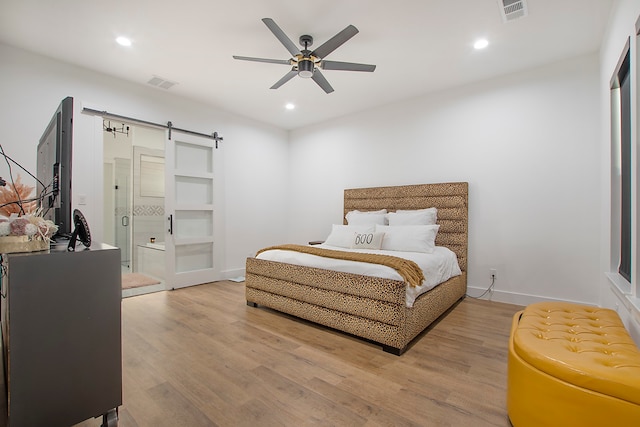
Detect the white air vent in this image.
<box><xmin>147</xmin><ymin>76</ymin><xmax>178</xmax><ymax>90</ymax></box>
<box><xmin>499</xmin><ymin>0</ymin><xmax>528</xmax><ymax>22</ymax></box>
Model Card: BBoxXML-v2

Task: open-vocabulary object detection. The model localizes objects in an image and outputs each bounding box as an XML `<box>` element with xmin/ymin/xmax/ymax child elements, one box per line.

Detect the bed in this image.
<box><xmin>245</xmin><ymin>182</ymin><xmax>468</xmax><ymax>355</ymax></box>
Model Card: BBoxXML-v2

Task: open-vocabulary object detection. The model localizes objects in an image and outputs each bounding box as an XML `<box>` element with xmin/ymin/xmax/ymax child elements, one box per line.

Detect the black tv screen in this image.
<box><xmin>37</xmin><ymin>97</ymin><xmax>73</xmax><ymax>237</ymax></box>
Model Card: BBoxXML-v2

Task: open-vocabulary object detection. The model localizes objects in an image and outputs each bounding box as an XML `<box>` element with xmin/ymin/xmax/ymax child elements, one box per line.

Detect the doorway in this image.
<box><xmin>103</xmin><ymin>122</ymin><xmax>166</xmax><ymax>297</ymax></box>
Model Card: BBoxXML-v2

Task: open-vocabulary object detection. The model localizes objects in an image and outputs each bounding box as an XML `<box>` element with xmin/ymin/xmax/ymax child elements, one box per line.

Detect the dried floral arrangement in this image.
<box><xmin>0</xmin><ymin>174</ymin><xmax>37</xmax><ymax>217</ymax></box>
<box><xmin>0</xmin><ymin>174</ymin><xmax>58</xmax><ymax>251</ymax></box>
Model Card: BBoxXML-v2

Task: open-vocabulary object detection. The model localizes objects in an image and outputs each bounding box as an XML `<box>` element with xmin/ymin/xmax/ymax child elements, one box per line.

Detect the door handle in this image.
<box><xmin>122</xmin><ymin>215</ymin><xmax>129</xmax><ymax>227</ymax></box>
<box><xmin>168</xmin><ymin>214</ymin><xmax>173</xmax><ymax>235</ymax></box>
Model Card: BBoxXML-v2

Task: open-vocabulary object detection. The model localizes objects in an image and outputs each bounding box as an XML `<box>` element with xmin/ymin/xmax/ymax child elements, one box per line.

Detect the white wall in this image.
<box><xmin>0</xmin><ymin>20</ymin><xmax>623</xmax><ymax>312</ymax></box>
<box><xmin>598</xmin><ymin>0</ymin><xmax>640</xmax><ymax>345</ymax></box>
<box><xmin>288</xmin><ymin>53</ymin><xmax>601</xmax><ymax>307</ymax></box>
<box><xmin>0</xmin><ymin>42</ymin><xmax>289</xmax><ymax>278</ymax></box>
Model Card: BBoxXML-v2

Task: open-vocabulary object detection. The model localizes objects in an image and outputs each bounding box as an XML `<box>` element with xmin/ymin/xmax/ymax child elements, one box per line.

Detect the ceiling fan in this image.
<box><xmin>233</xmin><ymin>18</ymin><xmax>376</xmax><ymax>94</ymax></box>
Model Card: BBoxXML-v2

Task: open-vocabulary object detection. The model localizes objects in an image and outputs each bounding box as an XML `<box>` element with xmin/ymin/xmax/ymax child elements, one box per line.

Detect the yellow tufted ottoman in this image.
<box><xmin>507</xmin><ymin>301</ymin><xmax>640</xmax><ymax>427</ymax></box>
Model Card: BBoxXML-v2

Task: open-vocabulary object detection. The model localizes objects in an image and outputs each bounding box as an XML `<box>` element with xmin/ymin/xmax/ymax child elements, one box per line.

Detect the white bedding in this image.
<box><xmin>256</xmin><ymin>244</ymin><xmax>462</xmax><ymax>308</ymax></box>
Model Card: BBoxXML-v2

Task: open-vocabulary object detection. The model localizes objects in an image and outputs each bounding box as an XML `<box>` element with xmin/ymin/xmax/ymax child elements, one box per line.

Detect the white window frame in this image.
<box><xmin>608</xmin><ymin>22</ymin><xmax>640</xmax><ymax>311</ymax></box>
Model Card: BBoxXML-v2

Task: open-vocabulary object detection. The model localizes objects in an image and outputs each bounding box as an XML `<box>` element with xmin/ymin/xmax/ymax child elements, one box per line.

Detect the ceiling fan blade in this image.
<box><xmin>311</xmin><ymin>69</ymin><xmax>334</xmax><ymax>94</ymax></box>
<box><xmin>262</xmin><ymin>18</ymin><xmax>301</xmax><ymax>57</ymax></box>
<box><xmin>233</xmin><ymin>55</ymin><xmax>291</xmax><ymax>66</ymax></box>
<box><xmin>270</xmin><ymin>69</ymin><xmax>298</xmax><ymax>89</ymax></box>
<box><xmin>311</xmin><ymin>25</ymin><xmax>359</xmax><ymax>59</ymax></box>
<box><xmin>321</xmin><ymin>60</ymin><xmax>376</xmax><ymax>72</ymax></box>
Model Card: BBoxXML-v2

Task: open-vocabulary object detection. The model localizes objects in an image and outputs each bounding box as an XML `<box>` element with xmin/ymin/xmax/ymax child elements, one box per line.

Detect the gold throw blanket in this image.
<box><xmin>256</xmin><ymin>244</ymin><xmax>425</xmax><ymax>288</ymax></box>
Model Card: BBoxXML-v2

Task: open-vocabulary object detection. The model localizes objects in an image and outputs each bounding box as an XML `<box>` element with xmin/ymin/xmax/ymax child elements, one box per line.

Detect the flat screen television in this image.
<box><xmin>37</xmin><ymin>96</ymin><xmax>73</xmax><ymax>238</ymax></box>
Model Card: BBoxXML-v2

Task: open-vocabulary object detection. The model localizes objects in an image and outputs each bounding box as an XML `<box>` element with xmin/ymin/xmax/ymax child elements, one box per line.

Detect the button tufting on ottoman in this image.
<box><xmin>507</xmin><ymin>301</ymin><xmax>640</xmax><ymax>427</ymax></box>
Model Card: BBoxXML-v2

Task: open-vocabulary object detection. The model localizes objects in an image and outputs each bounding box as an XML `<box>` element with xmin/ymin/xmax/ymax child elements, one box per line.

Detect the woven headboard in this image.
<box><xmin>343</xmin><ymin>182</ymin><xmax>468</xmax><ymax>272</ymax></box>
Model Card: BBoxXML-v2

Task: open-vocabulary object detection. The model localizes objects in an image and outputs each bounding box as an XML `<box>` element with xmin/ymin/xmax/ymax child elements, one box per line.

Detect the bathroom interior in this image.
<box><xmin>103</xmin><ymin>121</ymin><xmax>166</xmax><ymax>297</ymax></box>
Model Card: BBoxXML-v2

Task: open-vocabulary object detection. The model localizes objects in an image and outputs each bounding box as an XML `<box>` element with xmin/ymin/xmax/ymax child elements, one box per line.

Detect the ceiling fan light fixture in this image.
<box><xmin>298</xmin><ymin>60</ymin><xmax>314</xmax><ymax>78</ymax></box>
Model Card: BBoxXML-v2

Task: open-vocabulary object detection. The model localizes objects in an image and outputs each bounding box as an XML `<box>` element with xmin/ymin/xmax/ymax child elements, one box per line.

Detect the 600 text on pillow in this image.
<box><xmin>351</xmin><ymin>231</ymin><xmax>385</xmax><ymax>250</ymax></box>
<box><xmin>324</xmin><ymin>224</ymin><xmax>374</xmax><ymax>248</ymax></box>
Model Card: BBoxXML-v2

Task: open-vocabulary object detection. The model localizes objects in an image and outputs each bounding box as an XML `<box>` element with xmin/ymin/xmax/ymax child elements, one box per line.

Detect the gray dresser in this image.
<box><xmin>1</xmin><ymin>243</ymin><xmax>121</xmax><ymax>426</ymax></box>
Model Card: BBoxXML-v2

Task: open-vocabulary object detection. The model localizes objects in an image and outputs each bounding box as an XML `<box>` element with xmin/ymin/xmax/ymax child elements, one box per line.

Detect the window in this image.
<box><xmin>618</xmin><ymin>50</ymin><xmax>631</xmax><ymax>282</ymax></box>
<box><xmin>610</xmin><ymin>40</ymin><xmax>632</xmax><ymax>293</ymax></box>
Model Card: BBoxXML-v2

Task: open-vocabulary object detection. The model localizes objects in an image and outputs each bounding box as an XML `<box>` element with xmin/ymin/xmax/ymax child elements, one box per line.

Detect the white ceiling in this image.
<box><xmin>0</xmin><ymin>0</ymin><xmax>612</xmax><ymax>130</ymax></box>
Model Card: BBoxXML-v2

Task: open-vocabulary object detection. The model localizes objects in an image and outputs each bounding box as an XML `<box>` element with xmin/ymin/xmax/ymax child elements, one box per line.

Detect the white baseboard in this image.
<box><xmin>465</xmin><ymin>286</ymin><xmax>595</xmax><ymax>307</ymax></box>
<box><xmin>222</xmin><ymin>268</ymin><xmax>246</xmax><ymax>280</ymax></box>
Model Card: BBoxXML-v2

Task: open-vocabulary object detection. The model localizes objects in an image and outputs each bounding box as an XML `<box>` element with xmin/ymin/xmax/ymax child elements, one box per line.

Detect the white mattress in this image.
<box><xmin>256</xmin><ymin>244</ymin><xmax>462</xmax><ymax>308</ymax></box>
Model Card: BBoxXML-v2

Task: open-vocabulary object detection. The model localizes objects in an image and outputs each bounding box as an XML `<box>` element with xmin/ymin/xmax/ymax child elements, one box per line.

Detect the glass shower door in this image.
<box><xmin>114</xmin><ymin>158</ymin><xmax>131</xmax><ymax>269</ymax></box>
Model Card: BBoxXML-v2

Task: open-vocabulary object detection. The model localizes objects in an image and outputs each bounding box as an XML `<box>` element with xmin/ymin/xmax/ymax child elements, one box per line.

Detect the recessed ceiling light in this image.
<box><xmin>474</xmin><ymin>39</ymin><xmax>489</xmax><ymax>50</ymax></box>
<box><xmin>116</xmin><ymin>36</ymin><xmax>132</xmax><ymax>47</ymax></box>
<box><xmin>285</xmin><ymin>103</ymin><xmax>295</xmax><ymax>110</ymax></box>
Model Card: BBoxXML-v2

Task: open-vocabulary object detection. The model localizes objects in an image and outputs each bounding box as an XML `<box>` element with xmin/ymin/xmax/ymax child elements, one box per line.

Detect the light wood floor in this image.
<box><xmin>72</xmin><ymin>281</ymin><xmax>521</xmax><ymax>427</ymax></box>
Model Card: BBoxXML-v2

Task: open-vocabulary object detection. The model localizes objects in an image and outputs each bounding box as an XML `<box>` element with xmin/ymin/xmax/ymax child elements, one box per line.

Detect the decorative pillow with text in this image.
<box><xmin>325</xmin><ymin>224</ymin><xmax>374</xmax><ymax>248</ymax></box>
<box><xmin>350</xmin><ymin>231</ymin><xmax>385</xmax><ymax>250</ymax></box>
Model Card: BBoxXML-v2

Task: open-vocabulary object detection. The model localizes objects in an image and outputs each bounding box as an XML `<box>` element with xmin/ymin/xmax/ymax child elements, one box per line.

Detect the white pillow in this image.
<box><xmin>396</xmin><ymin>208</ymin><xmax>436</xmax><ymax>213</ymax></box>
<box><xmin>345</xmin><ymin>209</ymin><xmax>388</xmax><ymax>226</ymax></box>
<box><xmin>388</xmin><ymin>207</ymin><xmax>437</xmax><ymax>225</ymax></box>
<box><xmin>325</xmin><ymin>224</ymin><xmax>374</xmax><ymax>248</ymax></box>
<box><xmin>347</xmin><ymin>209</ymin><xmax>387</xmax><ymax>215</ymax></box>
<box><xmin>374</xmin><ymin>224</ymin><xmax>440</xmax><ymax>253</ymax></box>
<box><xmin>350</xmin><ymin>231</ymin><xmax>385</xmax><ymax>250</ymax></box>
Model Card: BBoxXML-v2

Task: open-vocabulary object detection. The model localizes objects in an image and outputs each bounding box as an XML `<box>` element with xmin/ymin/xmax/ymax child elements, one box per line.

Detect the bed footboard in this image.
<box><xmin>245</xmin><ymin>257</ymin><xmax>466</xmax><ymax>354</ymax></box>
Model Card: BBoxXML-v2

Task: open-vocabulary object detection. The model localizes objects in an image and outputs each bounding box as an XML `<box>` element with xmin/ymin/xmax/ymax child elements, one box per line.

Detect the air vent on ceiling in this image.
<box><xmin>499</xmin><ymin>0</ymin><xmax>528</xmax><ymax>22</ymax></box>
<box><xmin>147</xmin><ymin>76</ymin><xmax>178</xmax><ymax>90</ymax></box>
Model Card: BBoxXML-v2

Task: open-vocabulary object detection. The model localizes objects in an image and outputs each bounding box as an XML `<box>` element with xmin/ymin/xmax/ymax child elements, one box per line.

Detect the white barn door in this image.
<box><xmin>164</xmin><ymin>131</ymin><xmax>222</xmax><ymax>289</ymax></box>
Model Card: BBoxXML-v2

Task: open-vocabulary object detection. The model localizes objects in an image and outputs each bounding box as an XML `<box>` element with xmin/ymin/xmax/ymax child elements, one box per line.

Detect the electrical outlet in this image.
<box><xmin>490</xmin><ymin>268</ymin><xmax>497</xmax><ymax>280</ymax></box>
